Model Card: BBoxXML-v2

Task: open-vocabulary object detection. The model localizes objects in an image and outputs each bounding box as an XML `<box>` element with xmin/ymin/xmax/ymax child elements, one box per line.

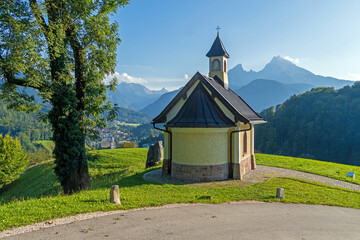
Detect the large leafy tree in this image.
<box><xmin>0</xmin><ymin>0</ymin><xmax>129</xmax><ymax>193</ymax></box>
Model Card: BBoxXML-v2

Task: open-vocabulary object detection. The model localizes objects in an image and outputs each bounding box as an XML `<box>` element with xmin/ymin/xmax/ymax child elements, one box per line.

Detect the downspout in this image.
<box><xmin>229</xmin><ymin>124</ymin><xmax>252</xmax><ymax>178</ymax></box>
<box><xmin>152</xmin><ymin>123</ymin><xmax>172</xmax><ymax>174</ymax></box>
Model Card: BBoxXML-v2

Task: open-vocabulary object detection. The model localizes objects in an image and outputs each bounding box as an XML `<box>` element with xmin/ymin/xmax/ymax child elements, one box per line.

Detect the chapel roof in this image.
<box><xmin>152</xmin><ymin>72</ymin><xmax>266</xmax><ymax>126</ymax></box>
<box><xmin>166</xmin><ymin>83</ymin><xmax>235</xmax><ymax>127</ymax></box>
<box><xmin>206</xmin><ymin>33</ymin><xmax>230</xmax><ymax>58</ymax></box>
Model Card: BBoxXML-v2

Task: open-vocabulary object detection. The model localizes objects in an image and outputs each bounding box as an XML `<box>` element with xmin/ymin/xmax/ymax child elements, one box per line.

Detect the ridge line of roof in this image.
<box><xmin>208</xmin><ymin>74</ymin><xmax>264</xmax><ymax>120</ymax></box>
<box><xmin>227</xmin><ymin>86</ymin><xmax>263</xmax><ymax>120</ymax></box>
<box><xmin>200</xmin><ymin>73</ymin><xmax>251</xmax><ymax>123</ymax></box>
<box><xmin>152</xmin><ymin>71</ymin><xmax>265</xmax><ymax>124</ymax></box>
<box><xmin>165</xmin><ymin>83</ymin><xmax>234</xmax><ymax>127</ymax></box>
<box><xmin>152</xmin><ymin>72</ymin><xmax>202</xmax><ymax>123</ymax></box>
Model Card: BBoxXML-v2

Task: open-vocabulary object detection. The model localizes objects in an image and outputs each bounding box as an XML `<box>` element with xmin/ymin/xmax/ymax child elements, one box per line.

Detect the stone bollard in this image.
<box><xmin>276</xmin><ymin>188</ymin><xmax>284</xmax><ymax>200</ymax></box>
<box><xmin>110</xmin><ymin>185</ymin><xmax>121</xmax><ymax>204</ymax></box>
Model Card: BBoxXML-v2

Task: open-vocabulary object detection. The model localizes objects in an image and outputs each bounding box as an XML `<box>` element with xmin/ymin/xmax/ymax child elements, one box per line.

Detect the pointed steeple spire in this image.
<box><xmin>206</xmin><ymin>33</ymin><xmax>230</xmax><ymax>58</ymax></box>
<box><xmin>207</xmin><ymin>31</ymin><xmax>230</xmax><ymax>89</ymax></box>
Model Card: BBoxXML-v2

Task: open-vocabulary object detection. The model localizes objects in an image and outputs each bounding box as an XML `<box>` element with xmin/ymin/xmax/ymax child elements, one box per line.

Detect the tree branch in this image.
<box><xmin>28</xmin><ymin>0</ymin><xmax>49</xmax><ymax>39</ymax></box>
<box><xmin>66</xmin><ymin>25</ymin><xmax>85</xmax><ymax>112</ymax></box>
<box><xmin>0</xmin><ymin>55</ymin><xmax>43</xmax><ymax>90</ymax></box>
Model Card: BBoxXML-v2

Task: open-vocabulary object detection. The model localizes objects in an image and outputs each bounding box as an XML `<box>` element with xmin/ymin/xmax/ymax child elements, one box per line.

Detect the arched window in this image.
<box><xmin>212</xmin><ymin>59</ymin><xmax>220</xmax><ymax>71</ymax></box>
<box><xmin>224</xmin><ymin>60</ymin><xmax>227</xmax><ymax>72</ymax></box>
<box><xmin>243</xmin><ymin>131</ymin><xmax>247</xmax><ymax>155</ymax></box>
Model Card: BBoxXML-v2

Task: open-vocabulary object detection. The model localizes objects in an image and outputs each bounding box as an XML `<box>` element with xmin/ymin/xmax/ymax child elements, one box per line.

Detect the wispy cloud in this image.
<box><xmin>283</xmin><ymin>56</ymin><xmax>300</xmax><ymax>64</ymax></box>
<box><xmin>103</xmin><ymin>72</ymin><xmax>147</xmax><ymax>85</ymax></box>
<box><xmin>184</xmin><ymin>74</ymin><xmax>189</xmax><ymax>80</ymax></box>
<box><xmin>348</xmin><ymin>73</ymin><xmax>360</xmax><ymax>81</ymax></box>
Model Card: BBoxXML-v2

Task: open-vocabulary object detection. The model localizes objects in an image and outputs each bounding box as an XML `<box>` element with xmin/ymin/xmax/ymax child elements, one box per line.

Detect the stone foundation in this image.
<box><xmin>233</xmin><ymin>154</ymin><xmax>256</xmax><ymax>180</ymax></box>
<box><xmin>171</xmin><ymin>162</ymin><xmax>228</xmax><ymax>181</ymax></box>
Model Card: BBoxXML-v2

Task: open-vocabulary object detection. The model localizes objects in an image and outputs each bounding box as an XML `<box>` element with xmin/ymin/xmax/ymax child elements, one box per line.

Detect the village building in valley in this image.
<box><xmin>152</xmin><ymin>32</ymin><xmax>266</xmax><ymax>181</ymax></box>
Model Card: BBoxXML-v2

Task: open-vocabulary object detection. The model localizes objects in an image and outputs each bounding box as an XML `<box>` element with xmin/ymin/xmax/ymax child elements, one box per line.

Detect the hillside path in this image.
<box><xmin>144</xmin><ymin>166</ymin><xmax>360</xmax><ymax>191</ymax></box>
<box><xmin>244</xmin><ymin>165</ymin><xmax>360</xmax><ymax>191</ymax></box>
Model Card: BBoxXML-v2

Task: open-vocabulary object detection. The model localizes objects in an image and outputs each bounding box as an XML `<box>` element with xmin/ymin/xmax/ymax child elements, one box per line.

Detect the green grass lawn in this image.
<box><xmin>256</xmin><ymin>153</ymin><xmax>360</xmax><ymax>185</ymax></box>
<box><xmin>0</xmin><ymin>149</ymin><xmax>359</xmax><ymax>231</ymax></box>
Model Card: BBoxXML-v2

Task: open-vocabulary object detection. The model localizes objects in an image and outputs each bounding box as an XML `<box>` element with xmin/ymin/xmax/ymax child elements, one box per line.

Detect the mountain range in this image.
<box><xmin>107</xmin><ymin>82</ymin><xmax>168</xmax><ymax>111</ymax></box>
<box><xmin>140</xmin><ymin>89</ymin><xmax>181</xmax><ymax>117</ymax></box>
<box><xmin>138</xmin><ymin>56</ymin><xmax>354</xmax><ymax>117</ymax></box>
<box><xmin>140</xmin><ymin>79</ymin><xmax>313</xmax><ymax>116</ymax></box>
<box><xmin>234</xmin><ymin>79</ymin><xmax>313</xmax><ymax>112</ymax></box>
<box><xmin>21</xmin><ymin>56</ymin><xmax>354</xmax><ymax>121</ymax></box>
<box><xmin>228</xmin><ymin>56</ymin><xmax>353</xmax><ymax>89</ymax></box>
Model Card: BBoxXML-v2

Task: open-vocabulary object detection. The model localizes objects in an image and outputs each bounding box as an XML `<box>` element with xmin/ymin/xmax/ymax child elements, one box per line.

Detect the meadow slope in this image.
<box><xmin>0</xmin><ymin>149</ymin><xmax>359</xmax><ymax>231</ymax></box>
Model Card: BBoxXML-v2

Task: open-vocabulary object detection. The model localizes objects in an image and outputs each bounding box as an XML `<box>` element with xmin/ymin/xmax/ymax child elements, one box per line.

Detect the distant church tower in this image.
<box><xmin>206</xmin><ymin>27</ymin><xmax>230</xmax><ymax>89</ymax></box>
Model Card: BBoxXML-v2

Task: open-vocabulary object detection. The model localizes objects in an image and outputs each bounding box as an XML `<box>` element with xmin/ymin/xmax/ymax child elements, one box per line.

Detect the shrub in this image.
<box><xmin>120</xmin><ymin>141</ymin><xmax>137</xmax><ymax>148</ymax></box>
<box><xmin>0</xmin><ymin>135</ymin><xmax>29</xmax><ymax>188</ymax></box>
<box><xmin>27</xmin><ymin>148</ymin><xmax>52</xmax><ymax>166</ymax></box>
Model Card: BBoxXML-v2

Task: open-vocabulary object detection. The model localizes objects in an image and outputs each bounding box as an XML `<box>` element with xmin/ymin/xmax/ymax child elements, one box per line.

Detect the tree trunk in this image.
<box><xmin>50</xmin><ymin>84</ymin><xmax>91</xmax><ymax>194</ymax></box>
<box><xmin>62</xmin><ymin>152</ymin><xmax>90</xmax><ymax>194</ymax></box>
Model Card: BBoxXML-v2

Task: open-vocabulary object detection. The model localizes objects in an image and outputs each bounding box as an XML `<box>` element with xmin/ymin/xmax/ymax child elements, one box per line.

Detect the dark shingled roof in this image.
<box><xmin>166</xmin><ymin>84</ymin><xmax>235</xmax><ymax>127</ymax></box>
<box><xmin>153</xmin><ymin>72</ymin><xmax>266</xmax><ymax>125</ymax></box>
<box><xmin>206</xmin><ymin>34</ymin><xmax>230</xmax><ymax>58</ymax></box>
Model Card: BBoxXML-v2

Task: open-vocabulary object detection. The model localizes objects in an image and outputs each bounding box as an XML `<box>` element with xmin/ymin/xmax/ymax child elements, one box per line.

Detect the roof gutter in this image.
<box><xmin>229</xmin><ymin>124</ymin><xmax>252</xmax><ymax>178</ymax></box>
<box><xmin>152</xmin><ymin>123</ymin><xmax>172</xmax><ymax>174</ymax></box>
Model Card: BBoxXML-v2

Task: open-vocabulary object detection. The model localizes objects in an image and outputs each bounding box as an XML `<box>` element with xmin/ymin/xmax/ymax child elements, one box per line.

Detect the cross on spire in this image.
<box><xmin>216</xmin><ymin>26</ymin><xmax>221</xmax><ymax>36</ymax></box>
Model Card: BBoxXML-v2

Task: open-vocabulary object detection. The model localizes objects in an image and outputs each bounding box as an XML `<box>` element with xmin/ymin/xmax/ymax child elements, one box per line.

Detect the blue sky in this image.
<box><xmin>111</xmin><ymin>0</ymin><xmax>360</xmax><ymax>90</ymax></box>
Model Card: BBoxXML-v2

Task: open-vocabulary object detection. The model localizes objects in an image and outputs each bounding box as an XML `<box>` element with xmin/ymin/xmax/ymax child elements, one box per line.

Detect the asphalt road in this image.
<box><xmin>5</xmin><ymin>202</ymin><xmax>360</xmax><ymax>240</ymax></box>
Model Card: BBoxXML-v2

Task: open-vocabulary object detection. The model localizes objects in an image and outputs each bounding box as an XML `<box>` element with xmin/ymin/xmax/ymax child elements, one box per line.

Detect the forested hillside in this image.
<box><xmin>116</xmin><ymin>107</ymin><xmax>151</xmax><ymax>123</ymax></box>
<box><xmin>0</xmin><ymin>101</ymin><xmax>51</xmax><ymax>152</ymax></box>
<box><xmin>255</xmin><ymin>82</ymin><xmax>360</xmax><ymax>166</ymax></box>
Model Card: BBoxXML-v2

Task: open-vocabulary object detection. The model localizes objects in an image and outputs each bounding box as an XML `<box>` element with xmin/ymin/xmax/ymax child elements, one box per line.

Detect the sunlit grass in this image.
<box><xmin>256</xmin><ymin>153</ymin><xmax>360</xmax><ymax>185</ymax></box>
<box><xmin>0</xmin><ymin>149</ymin><xmax>359</xmax><ymax>231</ymax></box>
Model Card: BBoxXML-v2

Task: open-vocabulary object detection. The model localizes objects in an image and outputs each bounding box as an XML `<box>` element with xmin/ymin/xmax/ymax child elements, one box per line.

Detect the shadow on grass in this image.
<box><xmin>0</xmin><ymin>166</ymin><xmax>159</xmax><ymax>203</ymax></box>
<box><xmin>108</xmin><ymin>168</ymin><xmax>166</xmax><ymax>188</ymax></box>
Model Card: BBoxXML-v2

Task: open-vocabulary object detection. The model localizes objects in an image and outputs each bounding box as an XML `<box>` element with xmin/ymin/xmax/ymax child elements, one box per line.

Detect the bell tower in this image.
<box><xmin>206</xmin><ymin>27</ymin><xmax>230</xmax><ymax>89</ymax></box>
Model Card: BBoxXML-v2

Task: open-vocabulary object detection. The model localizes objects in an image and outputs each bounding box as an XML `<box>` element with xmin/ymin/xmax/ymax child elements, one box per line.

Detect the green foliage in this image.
<box><xmin>0</xmin><ymin>0</ymin><xmax>130</xmax><ymax>193</ymax></box>
<box><xmin>116</xmin><ymin>107</ymin><xmax>152</xmax><ymax>124</ymax></box>
<box><xmin>0</xmin><ymin>135</ymin><xmax>28</xmax><ymax>188</ymax></box>
<box><xmin>0</xmin><ymin>149</ymin><xmax>360</xmax><ymax>230</ymax></box>
<box><xmin>27</xmin><ymin>140</ymin><xmax>54</xmax><ymax>165</ymax></box>
<box><xmin>119</xmin><ymin>141</ymin><xmax>137</xmax><ymax>148</ymax></box>
<box><xmin>256</xmin><ymin>83</ymin><xmax>360</xmax><ymax>166</ymax></box>
<box><xmin>27</xmin><ymin>148</ymin><xmax>52</xmax><ymax>166</ymax></box>
<box><xmin>138</xmin><ymin>133</ymin><xmax>164</xmax><ymax>147</ymax></box>
<box><xmin>117</xmin><ymin>123</ymin><xmax>160</xmax><ymax>141</ymax></box>
<box><xmin>0</xmin><ymin>101</ymin><xmax>51</xmax><ymax>152</ymax></box>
